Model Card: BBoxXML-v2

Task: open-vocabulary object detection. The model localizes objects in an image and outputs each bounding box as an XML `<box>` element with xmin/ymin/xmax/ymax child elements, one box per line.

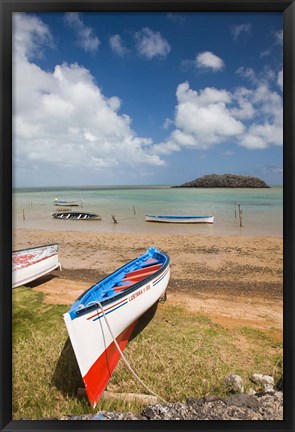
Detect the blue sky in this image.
<box><xmin>13</xmin><ymin>12</ymin><xmax>283</xmax><ymax>187</ymax></box>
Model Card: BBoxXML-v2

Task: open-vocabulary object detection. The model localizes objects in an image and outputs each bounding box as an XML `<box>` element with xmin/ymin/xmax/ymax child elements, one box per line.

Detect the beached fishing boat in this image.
<box><xmin>51</xmin><ymin>211</ymin><xmax>101</xmax><ymax>220</ymax></box>
<box><xmin>12</xmin><ymin>244</ymin><xmax>61</xmax><ymax>289</ymax></box>
<box><xmin>145</xmin><ymin>214</ymin><xmax>214</xmax><ymax>224</ymax></box>
<box><xmin>54</xmin><ymin>198</ymin><xmax>80</xmax><ymax>206</ymax></box>
<box><xmin>63</xmin><ymin>246</ymin><xmax>170</xmax><ymax>407</ymax></box>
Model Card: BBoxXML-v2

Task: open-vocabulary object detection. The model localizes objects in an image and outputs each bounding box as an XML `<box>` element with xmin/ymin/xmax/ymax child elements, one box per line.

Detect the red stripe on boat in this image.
<box><xmin>83</xmin><ymin>320</ymin><xmax>138</xmax><ymax>407</ymax></box>
<box><xmin>13</xmin><ymin>252</ymin><xmax>58</xmax><ymax>269</ymax></box>
<box><xmin>153</xmin><ymin>269</ymin><xmax>168</xmax><ymax>284</ymax></box>
<box><xmin>86</xmin><ymin>297</ymin><xmax>128</xmax><ymax>320</ymax></box>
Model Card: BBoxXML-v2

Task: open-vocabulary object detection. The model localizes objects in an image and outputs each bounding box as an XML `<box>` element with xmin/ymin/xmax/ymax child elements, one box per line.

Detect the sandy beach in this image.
<box><xmin>13</xmin><ymin>228</ymin><xmax>283</xmax><ymax>338</ymax></box>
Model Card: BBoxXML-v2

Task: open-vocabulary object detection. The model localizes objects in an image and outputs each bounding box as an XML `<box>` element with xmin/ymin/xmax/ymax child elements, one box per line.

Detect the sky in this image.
<box><xmin>12</xmin><ymin>11</ymin><xmax>283</xmax><ymax>187</ymax></box>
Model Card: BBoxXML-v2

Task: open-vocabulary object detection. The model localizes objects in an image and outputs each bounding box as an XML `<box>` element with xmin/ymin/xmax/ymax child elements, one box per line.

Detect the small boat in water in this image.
<box><xmin>63</xmin><ymin>246</ymin><xmax>170</xmax><ymax>407</ymax></box>
<box><xmin>145</xmin><ymin>214</ymin><xmax>214</xmax><ymax>224</ymax></box>
<box><xmin>54</xmin><ymin>198</ymin><xmax>80</xmax><ymax>206</ymax></box>
<box><xmin>12</xmin><ymin>244</ymin><xmax>61</xmax><ymax>288</ymax></box>
<box><xmin>51</xmin><ymin>211</ymin><xmax>101</xmax><ymax>220</ymax></box>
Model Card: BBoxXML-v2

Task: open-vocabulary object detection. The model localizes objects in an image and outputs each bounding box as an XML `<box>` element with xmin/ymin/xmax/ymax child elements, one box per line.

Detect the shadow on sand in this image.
<box><xmin>26</xmin><ymin>273</ymin><xmax>58</xmax><ymax>288</ymax></box>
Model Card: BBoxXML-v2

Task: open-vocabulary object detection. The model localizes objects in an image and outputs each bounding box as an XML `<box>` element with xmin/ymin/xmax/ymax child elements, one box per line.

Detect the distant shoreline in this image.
<box><xmin>12</xmin><ymin>184</ymin><xmax>283</xmax><ymax>192</ymax></box>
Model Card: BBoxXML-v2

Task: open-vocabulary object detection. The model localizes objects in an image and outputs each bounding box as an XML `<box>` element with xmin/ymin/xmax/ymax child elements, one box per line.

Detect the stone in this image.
<box><xmin>251</xmin><ymin>373</ymin><xmax>274</xmax><ymax>386</ymax></box>
<box><xmin>30</xmin><ymin>391</ymin><xmax>284</xmax><ymax>421</ymax></box>
<box><xmin>263</xmin><ymin>384</ymin><xmax>274</xmax><ymax>392</ymax></box>
<box><xmin>224</xmin><ymin>374</ymin><xmax>244</xmax><ymax>393</ymax></box>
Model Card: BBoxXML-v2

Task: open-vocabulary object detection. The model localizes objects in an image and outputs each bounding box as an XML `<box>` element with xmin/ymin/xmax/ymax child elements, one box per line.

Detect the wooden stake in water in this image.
<box><xmin>133</xmin><ymin>205</ymin><xmax>136</xmax><ymax>215</ymax></box>
<box><xmin>239</xmin><ymin>209</ymin><xmax>243</xmax><ymax>227</ymax></box>
<box><xmin>111</xmin><ymin>215</ymin><xmax>118</xmax><ymax>224</ymax></box>
<box><xmin>22</xmin><ymin>209</ymin><xmax>25</xmax><ymax>220</ymax></box>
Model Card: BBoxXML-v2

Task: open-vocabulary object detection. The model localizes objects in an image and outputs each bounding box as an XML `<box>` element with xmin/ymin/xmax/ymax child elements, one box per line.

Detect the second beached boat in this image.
<box><xmin>63</xmin><ymin>246</ymin><xmax>170</xmax><ymax>407</ymax></box>
<box><xmin>12</xmin><ymin>243</ymin><xmax>61</xmax><ymax>288</ymax></box>
<box><xmin>145</xmin><ymin>214</ymin><xmax>214</xmax><ymax>224</ymax></box>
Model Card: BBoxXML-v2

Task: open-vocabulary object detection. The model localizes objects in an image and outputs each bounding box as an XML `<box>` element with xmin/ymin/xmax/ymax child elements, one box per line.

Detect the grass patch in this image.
<box><xmin>12</xmin><ymin>288</ymin><xmax>282</xmax><ymax>419</ymax></box>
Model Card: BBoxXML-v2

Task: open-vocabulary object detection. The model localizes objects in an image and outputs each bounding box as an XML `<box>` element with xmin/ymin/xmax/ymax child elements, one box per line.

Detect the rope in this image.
<box><xmin>96</xmin><ymin>301</ymin><xmax>167</xmax><ymax>403</ymax></box>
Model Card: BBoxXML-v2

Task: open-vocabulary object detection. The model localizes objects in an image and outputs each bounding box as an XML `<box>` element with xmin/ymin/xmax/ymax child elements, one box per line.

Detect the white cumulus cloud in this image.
<box><xmin>109</xmin><ymin>34</ymin><xmax>128</xmax><ymax>57</ymax></box>
<box><xmin>154</xmin><ymin>78</ymin><xmax>282</xmax><ymax>154</ymax></box>
<box><xmin>237</xmin><ymin>83</ymin><xmax>283</xmax><ymax>149</ymax></box>
<box><xmin>13</xmin><ymin>13</ymin><xmax>165</xmax><ymax>179</ymax></box>
<box><xmin>196</xmin><ymin>51</ymin><xmax>225</xmax><ymax>71</ymax></box>
<box><xmin>154</xmin><ymin>82</ymin><xmax>244</xmax><ymax>154</ymax></box>
<box><xmin>64</xmin><ymin>12</ymin><xmax>100</xmax><ymax>53</ymax></box>
<box><xmin>134</xmin><ymin>28</ymin><xmax>171</xmax><ymax>60</ymax></box>
<box><xmin>230</xmin><ymin>23</ymin><xmax>252</xmax><ymax>40</ymax></box>
<box><xmin>277</xmin><ymin>69</ymin><xmax>283</xmax><ymax>91</ymax></box>
<box><xmin>13</xmin><ymin>12</ymin><xmax>53</xmax><ymax>61</ymax></box>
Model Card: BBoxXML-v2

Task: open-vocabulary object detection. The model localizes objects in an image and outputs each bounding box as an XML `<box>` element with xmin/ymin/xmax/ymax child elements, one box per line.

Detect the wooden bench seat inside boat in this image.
<box><xmin>141</xmin><ymin>258</ymin><xmax>159</xmax><ymax>267</ymax></box>
<box><xmin>123</xmin><ymin>263</ymin><xmax>162</xmax><ymax>279</ymax></box>
<box><xmin>113</xmin><ymin>263</ymin><xmax>163</xmax><ymax>292</ymax></box>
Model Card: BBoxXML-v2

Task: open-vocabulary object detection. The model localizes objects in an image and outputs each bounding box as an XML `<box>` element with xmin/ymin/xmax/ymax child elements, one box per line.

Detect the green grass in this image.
<box><xmin>12</xmin><ymin>288</ymin><xmax>283</xmax><ymax>419</ymax></box>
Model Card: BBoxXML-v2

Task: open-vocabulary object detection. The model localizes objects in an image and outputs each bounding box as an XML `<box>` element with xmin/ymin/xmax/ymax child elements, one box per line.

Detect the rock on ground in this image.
<box><xmin>58</xmin><ymin>391</ymin><xmax>283</xmax><ymax>421</ymax></box>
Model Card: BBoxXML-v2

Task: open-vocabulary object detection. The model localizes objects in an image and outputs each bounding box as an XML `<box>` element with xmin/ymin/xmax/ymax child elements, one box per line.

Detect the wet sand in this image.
<box><xmin>13</xmin><ymin>228</ymin><xmax>283</xmax><ymax>336</ymax></box>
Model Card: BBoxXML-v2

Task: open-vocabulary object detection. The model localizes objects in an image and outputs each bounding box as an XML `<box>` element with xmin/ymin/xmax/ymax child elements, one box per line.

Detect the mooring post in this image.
<box><xmin>239</xmin><ymin>209</ymin><xmax>243</xmax><ymax>227</ymax></box>
<box><xmin>22</xmin><ymin>209</ymin><xmax>25</xmax><ymax>220</ymax></box>
<box><xmin>133</xmin><ymin>205</ymin><xmax>136</xmax><ymax>215</ymax></box>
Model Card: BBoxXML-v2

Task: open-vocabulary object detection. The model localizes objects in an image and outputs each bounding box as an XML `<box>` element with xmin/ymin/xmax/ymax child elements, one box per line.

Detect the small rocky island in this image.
<box><xmin>173</xmin><ymin>174</ymin><xmax>270</xmax><ymax>188</ymax></box>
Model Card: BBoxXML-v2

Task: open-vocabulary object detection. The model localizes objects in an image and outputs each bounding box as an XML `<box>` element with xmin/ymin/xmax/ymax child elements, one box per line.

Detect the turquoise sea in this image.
<box><xmin>12</xmin><ymin>185</ymin><xmax>283</xmax><ymax>237</ymax></box>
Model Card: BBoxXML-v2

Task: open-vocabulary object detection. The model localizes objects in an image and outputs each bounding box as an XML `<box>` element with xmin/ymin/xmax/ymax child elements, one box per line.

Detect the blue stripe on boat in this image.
<box><xmin>92</xmin><ymin>301</ymin><xmax>128</xmax><ymax>321</ymax></box>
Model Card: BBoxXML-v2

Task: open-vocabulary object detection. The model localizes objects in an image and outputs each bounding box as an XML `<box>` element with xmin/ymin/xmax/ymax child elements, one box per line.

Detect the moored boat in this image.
<box><xmin>12</xmin><ymin>244</ymin><xmax>61</xmax><ymax>288</ymax></box>
<box><xmin>145</xmin><ymin>214</ymin><xmax>214</xmax><ymax>224</ymax></box>
<box><xmin>54</xmin><ymin>198</ymin><xmax>80</xmax><ymax>206</ymax></box>
<box><xmin>51</xmin><ymin>211</ymin><xmax>101</xmax><ymax>220</ymax></box>
<box><xmin>63</xmin><ymin>246</ymin><xmax>170</xmax><ymax>407</ymax></box>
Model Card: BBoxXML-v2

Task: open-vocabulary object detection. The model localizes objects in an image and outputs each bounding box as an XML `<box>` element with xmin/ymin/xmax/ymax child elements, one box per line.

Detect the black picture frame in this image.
<box><xmin>1</xmin><ymin>1</ymin><xmax>294</xmax><ymax>431</ymax></box>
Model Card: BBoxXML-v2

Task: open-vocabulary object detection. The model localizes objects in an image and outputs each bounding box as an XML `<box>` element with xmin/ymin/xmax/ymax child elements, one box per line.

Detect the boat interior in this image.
<box><xmin>72</xmin><ymin>250</ymin><xmax>167</xmax><ymax>316</ymax></box>
<box><xmin>93</xmin><ymin>257</ymin><xmax>163</xmax><ymax>300</ymax></box>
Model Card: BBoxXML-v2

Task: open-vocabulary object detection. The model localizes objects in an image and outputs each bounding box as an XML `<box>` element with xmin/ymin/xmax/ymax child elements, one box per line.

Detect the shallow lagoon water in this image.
<box><xmin>12</xmin><ymin>185</ymin><xmax>283</xmax><ymax>238</ymax></box>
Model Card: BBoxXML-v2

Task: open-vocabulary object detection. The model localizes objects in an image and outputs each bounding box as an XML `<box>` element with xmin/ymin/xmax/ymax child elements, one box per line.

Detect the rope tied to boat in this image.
<box><xmin>96</xmin><ymin>301</ymin><xmax>167</xmax><ymax>404</ymax></box>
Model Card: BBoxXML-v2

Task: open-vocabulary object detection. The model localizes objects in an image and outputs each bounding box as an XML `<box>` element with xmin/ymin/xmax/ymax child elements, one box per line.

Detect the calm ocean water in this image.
<box><xmin>12</xmin><ymin>185</ymin><xmax>283</xmax><ymax>237</ymax></box>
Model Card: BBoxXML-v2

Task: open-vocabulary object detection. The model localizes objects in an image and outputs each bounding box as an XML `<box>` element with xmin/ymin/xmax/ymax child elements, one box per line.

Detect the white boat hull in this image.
<box><xmin>145</xmin><ymin>215</ymin><xmax>214</xmax><ymax>224</ymax></box>
<box><xmin>12</xmin><ymin>244</ymin><xmax>61</xmax><ymax>288</ymax></box>
<box><xmin>54</xmin><ymin>198</ymin><xmax>80</xmax><ymax>206</ymax></box>
<box><xmin>63</xmin><ymin>249</ymin><xmax>170</xmax><ymax>407</ymax></box>
<box><xmin>54</xmin><ymin>202</ymin><xmax>80</xmax><ymax>206</ymax></box>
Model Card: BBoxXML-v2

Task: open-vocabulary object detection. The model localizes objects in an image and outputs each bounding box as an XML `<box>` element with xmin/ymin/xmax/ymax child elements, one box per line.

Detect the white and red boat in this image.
<box><xmin>12</xmin><ymin>244</ymin><xmax>61</xmax><ymax>288</ymax></box>
<box><xmin>63</xmin><ymin>246</ymin><xmax>170</xmax><ymax>407</ymax></box>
